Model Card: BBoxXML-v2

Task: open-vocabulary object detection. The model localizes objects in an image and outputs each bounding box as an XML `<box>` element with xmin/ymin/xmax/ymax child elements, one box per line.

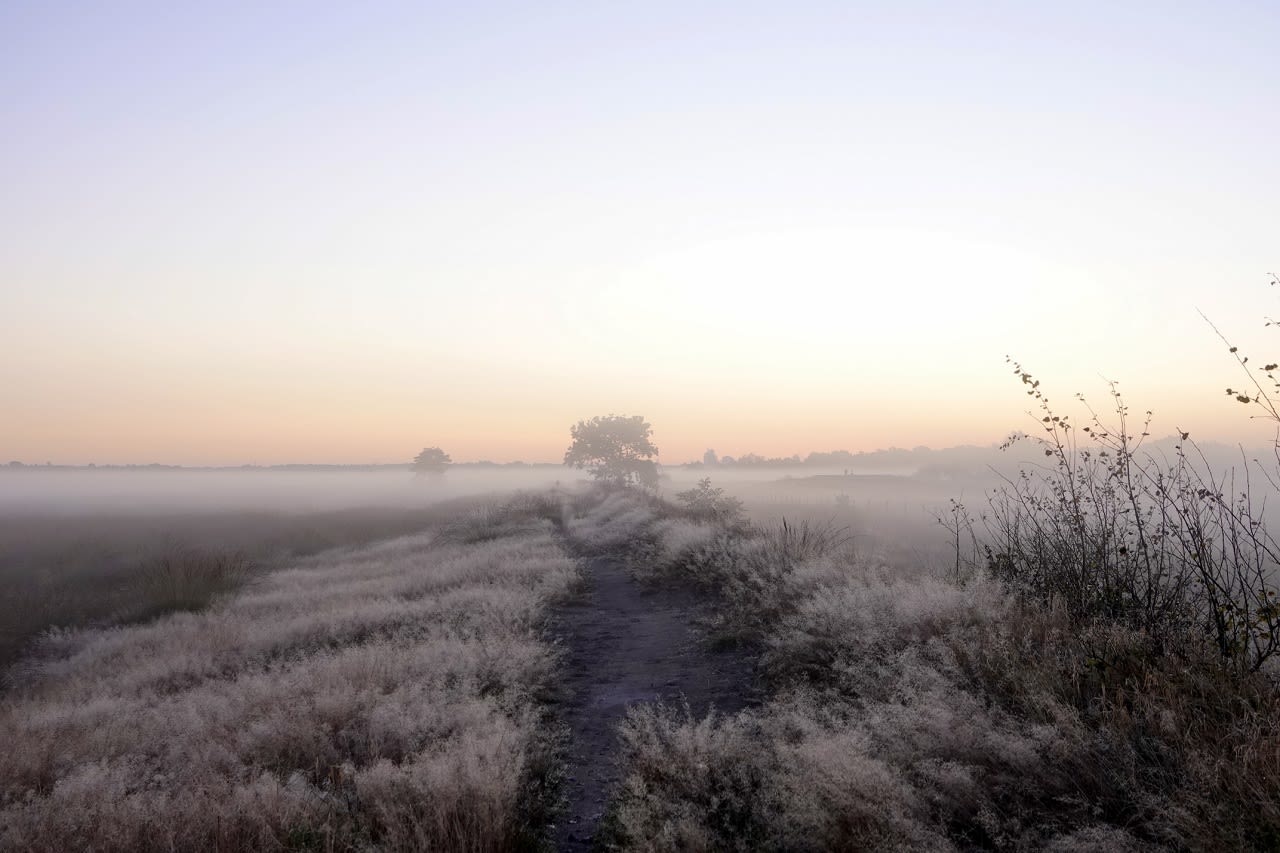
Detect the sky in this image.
<box><xmin>2</xmin><ymin>1</ymin><xmax>1278</xmax><ymax>465</ymax></box>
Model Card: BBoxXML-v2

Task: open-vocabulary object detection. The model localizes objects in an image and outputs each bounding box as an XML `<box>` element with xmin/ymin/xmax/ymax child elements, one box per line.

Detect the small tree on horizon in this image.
<box><xmin>411</xmin><ymin>446</ymin><xmax>451</xmax><ymax>476</ymax></box>
<box><xmin>564</xmin><ymin>414</ymin><xmax>659</xmax><ymax>489</ymax></box>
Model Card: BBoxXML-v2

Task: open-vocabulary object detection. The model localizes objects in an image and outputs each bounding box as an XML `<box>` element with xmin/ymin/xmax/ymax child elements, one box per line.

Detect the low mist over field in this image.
<box><xmin>0</xmin><ymin>465</ymin><xmax>588</xmax><ymax>514</ymax></box>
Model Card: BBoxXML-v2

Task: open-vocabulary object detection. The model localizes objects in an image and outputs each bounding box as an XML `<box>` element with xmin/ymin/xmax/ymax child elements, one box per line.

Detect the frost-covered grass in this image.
<box><xmin>0</xmin><ymin>498</ymin><xmax>577</xmax><ymax>852</ymax></box>
<box><xmin>564</xmin><ymin>488</ymin><xmax>661</xmax><ymax>554</ymax></box>
<box><xmin>0</xmin><ymin>503</ymin><xmax>490</xmax><ymax>670</ymax></box>
<box><xmin>25</xmin><ymin>484</ymin><xmax>1269</xmax><ymax>851</ymax></box>
<box><xmin>589</xmin><ymin>489</ymin><xmax>1280</xmax><ymax>852</ymax></box>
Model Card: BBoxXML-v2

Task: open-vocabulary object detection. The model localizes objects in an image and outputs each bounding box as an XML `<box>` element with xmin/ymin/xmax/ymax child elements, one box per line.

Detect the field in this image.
<box><xmin>2</xmin><ymin>471</ymin><xmax>1279</xmax><ymax>851</ymax></box>
<box><xmin>0</xmin><ymin>466</ymin><xmax>584</xmax><ymax>670</ymax></box>
<box><xmin>0</xmin><ymin>492</ymin><xmax>578</xmax><ymax>850</ymax></box>
<box><xmin>0</xmin><ymin>505</ymin><xmax>481</xmax><ymax>671</ymax></box>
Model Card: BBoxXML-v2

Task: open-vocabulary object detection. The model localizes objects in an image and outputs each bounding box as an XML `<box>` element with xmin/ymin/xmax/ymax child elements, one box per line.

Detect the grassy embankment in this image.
<box><xmin>0</xmin><ymin>493</ymin><xmax>578</xmax><ymax>851</ymax></box>
<box><xmin>0</xmin><ymin>505</ymin><xmax>490</xmax><ymax>672</ymax></box>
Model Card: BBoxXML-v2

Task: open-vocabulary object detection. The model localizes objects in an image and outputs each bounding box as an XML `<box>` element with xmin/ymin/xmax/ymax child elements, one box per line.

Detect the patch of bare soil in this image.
<box><xmin>549</xmin><ymin>554</ymin><xmax>759</xmax><ymax>851</ymax></box>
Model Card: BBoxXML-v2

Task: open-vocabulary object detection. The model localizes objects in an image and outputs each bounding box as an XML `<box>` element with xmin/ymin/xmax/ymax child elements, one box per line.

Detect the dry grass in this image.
<box><xmin>564</xmin><ymin>488</ymin><xmax>662</xmax><ymax>554</ymax></box>
<box><xmin>0</xmin><ymin>497</ymin><xmax>577</xmax><ymax>851</ymax></box>
<box><xmin>0</xmin><ymin>501</ymin><xmax>497</xmax><ymax>671</ymax></box>
<box><xmin>596</xmin><ymin>489</ymin><xmax>1280</xmax><ymax>851</ymax></box>
<box><xmin>16</xmin><ymin>485</ymin><xmax>1275</xmax><ymax>849</ymax></box>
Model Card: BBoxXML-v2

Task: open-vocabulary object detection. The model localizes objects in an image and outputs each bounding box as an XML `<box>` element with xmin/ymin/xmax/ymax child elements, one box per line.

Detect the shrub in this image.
<box><xmin>650</xmin><ymin>518</ymin><xmax>850</xmax><ymax>641</ymax></box>
<box><xmin>965</xmin><ymin>362</ymin><xmax>1280</xmax><ymax>675</ymax></box>
<box><xmin>603</xmin><ymin>569</ymin><xmax>1166</xmax><ymax>851</ymax></box>
<box><xmin>606</xmin><ymin>702</ymin><xmax>946</xmax><ymax>852</ymax></box>
<box><xmin>674</xmin><ymin>478</ymin><xmax>746</xmax><ymax>526</ymax></box>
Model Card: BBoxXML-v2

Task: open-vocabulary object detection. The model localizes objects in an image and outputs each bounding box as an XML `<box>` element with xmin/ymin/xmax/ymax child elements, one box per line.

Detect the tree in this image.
<box><xmin>564</xmin><ymin>414</ymin><xmax>659</xmax><ymax>489</ymax></box>
<box><xmin>703</xmin><ymin>448</ymin><xmax>719</xmax><ymax>466</ymax></box>
<box><xmin>411</xmin><ymin>446</ymin><xmax>451</xmax><ymax>476</ymax></box>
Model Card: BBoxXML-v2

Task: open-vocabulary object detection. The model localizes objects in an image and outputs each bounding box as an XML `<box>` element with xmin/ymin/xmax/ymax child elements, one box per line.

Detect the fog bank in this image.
<box><xmin>0</xmin><ymin>467</ymin><xmax>590</xmax><ymax>515</ymax></box>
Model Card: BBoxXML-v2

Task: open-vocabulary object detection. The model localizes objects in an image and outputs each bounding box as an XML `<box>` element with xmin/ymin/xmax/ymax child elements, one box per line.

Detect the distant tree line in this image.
<box><xmin>686</xmin><ymin>447</ymin><xmax>948</xmax><ymax>469</ymax></box>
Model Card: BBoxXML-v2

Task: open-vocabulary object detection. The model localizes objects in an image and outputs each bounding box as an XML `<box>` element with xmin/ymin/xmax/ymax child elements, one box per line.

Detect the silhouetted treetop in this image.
<box><xmin>564</xmin><ymin>414</ymin><xmax>659</xmax><ymax>489</ymax></box>
<box><xmin>412</xmin><ymin>447</ymin><xmax>451</xmax><ymax>475</ymax></box>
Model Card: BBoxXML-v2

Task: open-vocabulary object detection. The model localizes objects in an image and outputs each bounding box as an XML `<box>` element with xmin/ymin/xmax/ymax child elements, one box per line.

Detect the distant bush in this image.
<box><xmin>655</xmin><ymin>518</ymin><xmax>846</xmax><ymax>638</ymax></box>
<box><xmin>674</xmin><ymin>478</ymin><xmax>746</xmax><ymax>526</ymax></box>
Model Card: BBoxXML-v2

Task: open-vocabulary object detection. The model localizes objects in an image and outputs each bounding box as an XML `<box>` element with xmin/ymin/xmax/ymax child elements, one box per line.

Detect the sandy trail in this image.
<box><xmin>550</xmin><ymin>554</ymin><xmax>758</xmax><ymax>851</ymax></box>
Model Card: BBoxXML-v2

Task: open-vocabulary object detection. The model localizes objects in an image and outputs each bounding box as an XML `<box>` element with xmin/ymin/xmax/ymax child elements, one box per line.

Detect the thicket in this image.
<box><xmin>949</xmin><ymin>360</ymin><xmax>1280</xmax><ymax>677</ymax></box>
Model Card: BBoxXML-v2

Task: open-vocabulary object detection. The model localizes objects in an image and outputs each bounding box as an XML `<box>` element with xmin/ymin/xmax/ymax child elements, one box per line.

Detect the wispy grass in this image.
<box><xmin>127</xmin><ymin>545</ymin><xmax>252</xmax><ymax>621</ymax></box>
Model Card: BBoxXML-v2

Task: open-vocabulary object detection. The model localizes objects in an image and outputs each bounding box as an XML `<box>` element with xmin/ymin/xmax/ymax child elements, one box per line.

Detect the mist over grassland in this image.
<box><xmin>0</xmin><ymin>465</ymin><xmax>589</xmax><ymax>514</ymax></box>
<box><xmin>6</xmin><ymin>433</ymin><xmax>1263</xmax><ymax>512</ymax></box>
<box><xmin>4</xmin><ymin>433</ymin><xmax>1280</xmax><ymax>848</ymax></box>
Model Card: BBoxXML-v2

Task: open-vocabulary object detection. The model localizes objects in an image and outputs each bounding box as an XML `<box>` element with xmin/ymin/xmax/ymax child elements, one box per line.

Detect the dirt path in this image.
<box><xmin>550</xmin><ymin>554</ymin><xmax>759</xmax><ymax>851</ymax></box>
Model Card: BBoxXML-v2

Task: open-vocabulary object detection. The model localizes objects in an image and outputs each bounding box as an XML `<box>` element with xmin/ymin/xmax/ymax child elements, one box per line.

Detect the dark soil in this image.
<box><xmin>549</xmin><ymin>554</ymin><xmax>760</xmax><ymax>851</ymax></box>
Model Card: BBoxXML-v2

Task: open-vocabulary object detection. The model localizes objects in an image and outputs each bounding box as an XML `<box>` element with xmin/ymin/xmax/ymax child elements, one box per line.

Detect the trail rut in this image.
<box><xmin>550</xmin><ymin>554</ymin><xmax>759</xmax><ymax>851</ymax></box>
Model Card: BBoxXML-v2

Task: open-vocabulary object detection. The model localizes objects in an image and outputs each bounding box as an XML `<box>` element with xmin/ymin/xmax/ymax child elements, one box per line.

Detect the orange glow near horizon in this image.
<box><xmin>4</xmin><ymin>352</ymin><xmax>1275</xmax><ymax>467</ymax></box>
<box><xmin>3</xmin><ymin>6</ymin><xmax>1276</xmax><ymax>467</ymax></box>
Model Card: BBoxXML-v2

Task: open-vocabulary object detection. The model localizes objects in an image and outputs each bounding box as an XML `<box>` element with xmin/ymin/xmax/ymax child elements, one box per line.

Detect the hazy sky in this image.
<box><xmin>3</xmin><ymin>2</ymin><xmax>1278</xmax><ymax>465</ymax></box>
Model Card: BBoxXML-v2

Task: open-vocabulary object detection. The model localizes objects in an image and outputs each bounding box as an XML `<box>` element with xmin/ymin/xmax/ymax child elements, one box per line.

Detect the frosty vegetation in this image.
<box><xmin>0</xmin><ymin>506</ymin><xmax>457</xmax><ymax>671</ymax></box>
<box><xmin>0</xmin><ymin>495</ymin><xmax>577</xmax><ymax>851</ymax></box>
<box><xmin>583</xmin><ymin>489</ymin><xmax>1280</xmax><ymax>851</ymax></box>
<box><xmin>4</xmin><ymin>439</ymin><xmax>1279</xmax><ymax>849</ymax></box>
